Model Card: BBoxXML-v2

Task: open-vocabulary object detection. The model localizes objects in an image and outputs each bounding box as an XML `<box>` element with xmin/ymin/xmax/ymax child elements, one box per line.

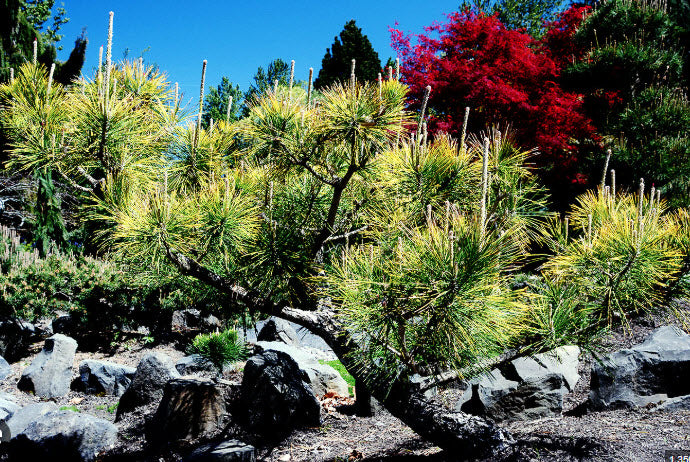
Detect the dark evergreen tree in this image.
<box><xmin>562</xmin><ymin>0</ymin><xmax>690</xmax><ymax>205</ymax></box>
<box><xmin>242</xmin><ymin>58</ymin><xmax>304</xmax><ymax>117</ymax></box>
<box><xmin>54</xmin><ymin>30</ymin><xmax>87</xmax><ymax>85</ymax></box>
<box><xmin>32</xmin><ymin>169</ymin><xmax>67</xmax><ymax>256</ymax></box>
<box><xmin>242</xmin><ymin>58</ymin><xmax>292</xmax><ymax>116</ymax></box>
<box><xmin>0</xmin><ymin>0</ymin><xmax>86</xmax><ymax>84</ymax></box>
<box><xmin>314</xmin><ymin>20</ymin><xmax>381</xmax><ymax>89</ymax></box>
<box><xmin>202</xmin><ymin>76</ymin><xmax>243</xmax><ymax>127</ymax></box>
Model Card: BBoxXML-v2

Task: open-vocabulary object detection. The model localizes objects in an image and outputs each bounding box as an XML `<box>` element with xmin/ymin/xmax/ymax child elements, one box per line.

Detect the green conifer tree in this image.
<box><xmin>314</xmin><ymin>20</ymin><xmax>381</xmax><ymax>89</ymax></box>
<box><xmin>32</xmin><ymin>169</ymin><xmax>67</xmax><ymax>256</ymax></box>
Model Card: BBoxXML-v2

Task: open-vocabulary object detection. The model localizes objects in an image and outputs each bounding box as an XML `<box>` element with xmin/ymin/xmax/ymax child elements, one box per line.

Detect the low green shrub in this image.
<box><xmin>0</xmin><ymin>225</ymin><xmax>125</xmax><ymax>320</ymax></box>
<box><xmin>0</xmin><ymin>225</ymin><xmax>249</xmax><ymax>346</ymax></box>
<box><xmin>517</xmin><ymin>278</ymin><xmax>605</xmax><ymax>354</ymax></box>
<box><xmin>187</xmin><ymin>329</ymin><xmax>249</xmax><ymax>371</ymax></box>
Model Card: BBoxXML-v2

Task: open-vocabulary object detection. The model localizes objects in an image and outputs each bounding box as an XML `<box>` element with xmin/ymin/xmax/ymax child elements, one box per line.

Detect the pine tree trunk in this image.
<box><xmin>292</xmin><ymin>309</ymin><xmax>515</xmax><ymax>459</ymax></box>
<box><xmin>166</xmin><ymin>251</ymin><xmax>516</xmax><ymax>458</ymax></box>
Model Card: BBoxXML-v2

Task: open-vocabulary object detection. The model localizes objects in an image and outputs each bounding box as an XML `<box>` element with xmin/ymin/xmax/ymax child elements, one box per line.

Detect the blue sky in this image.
<box><xmin>55</xmin><ymin>1</ymin><xmax>461</xmax><ymax>109</ymax></box>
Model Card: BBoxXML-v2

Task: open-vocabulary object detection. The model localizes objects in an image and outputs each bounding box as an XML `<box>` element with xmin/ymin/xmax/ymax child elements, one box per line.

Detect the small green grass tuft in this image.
<box><xmin>59</xmin><ymin>405</ymin><xmax>80</xmax><ymax>412</ymax></box>
<box><xmin>107</xmin><ymin>403</ymin><xmax>118</xmax><ymax>414</ymax></box>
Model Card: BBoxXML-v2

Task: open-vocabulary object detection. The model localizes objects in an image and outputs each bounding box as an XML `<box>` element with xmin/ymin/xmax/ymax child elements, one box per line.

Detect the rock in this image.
<box><xmin>11</xmin><ymin>410</ymin><xmax>117</xmax><ymax>461</ymax></box>
<box><xmin>175</xmin><ymin>355</ymin><xmax>218</xmax><ymax>376</ymax></box>
<box><xmin>456</xmin><ymin>346</ymin><xmax>579</xmax><ymax>422</ymax></box>
<box><xmin>0</xmin><ymin>318</ymin><xmax>37</xmax><ymax>361</ymax></box>
<box><xmin>7</xmin><ymin>402</ymin><xmax>58</xmax><ymax>436</ymax></box>
<box><xmin>51</xmin><ymin>314</ymin><xmax>75</xmax><ymax>336</ymax></box>
<box><xmin>0</xmin><ymin>355</ymin><xmax>11</xmax><ymax>381</ymax></box>
<box><xmin>410</xmin><ymin>374</ymin><xmax>438</xmax><ymax>399</ymax></box>
<box><xmin>256</xmin><ymin>341</ymin><xmax>349</xmax><ymax>397</ymax></box>
<box><xmin>241</xmin><ymin>350</ymin><xmax>321</xmax><ymax>432</ymax></box>
<box><xmin>148</xmin><ymin>377</ymin><xmax>225</xmax><ymax>443</ymax></box>
<box><xmin>257</xmin><ymin>319</ymin><xmax>300</xmax><ymax>346</ymax></box>
<box><xmin>184</xmin><ymin>439</ymin><xmax>256</xmax><ymax>461</ymax></box>
<box><xmin>0</xmin><ymin>397</ymin><xmax>19</xmax><ymax>421</ymax></box>
<box><xmin>590</xmin><ymin>326</ymin><xmax>690</xmax><ymax>409</ymax></box>
<box><xmin>652</xmin><ymin>395</ymin><xmax>690</xmax><ymax>412</ymax></box>
<box><xmin>171</xmin><ymin>309</ymin><xmax>222</xmax><ymax>332</ymax></box>
<box><xmin>456</xmin><ymin>370</ymin><xmax>519</xmax><ymax>415</ymax></box>
<box><xmin>116</xmin><ymin>352</ymin><xmax>180</xmax><ymax>418</ymax></box>
<box><xmin>246</xmin><ymin>318</ymin><xmax>336</xmax><ymax>360</ymax></box>
<box><xmin>504</xmin><ymin>346</ymin><xmax>580</xmax><ymax>391</ymax></box>
<box><xmin>33</xmin><ymin>318</ymin><xmax>53</xmax><ymax>339</ymax></box>
<box><xmin>73</xmin><ymin>360</ymin><xmax>136</xmax><ymax>397</ymax></box>
<box><xmin>17</xmin><ymin>334</ymin><xmax>77</xmax><ymax>398</ymax></box>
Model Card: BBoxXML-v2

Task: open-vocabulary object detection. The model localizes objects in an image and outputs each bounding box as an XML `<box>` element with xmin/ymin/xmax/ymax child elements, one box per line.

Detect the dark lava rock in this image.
<box><xmin>116</xmin><ymin>352</ymin><xmax>180</xmax><ymax>419</ymax></box>
<box><xmin>175</xmin><ymin>354</ymin><xmax>218</xmax><ymax>376</ymax></box>
<box><xmin>0</xmin><ymin>318</ymin><xmax>38</xmax><ymax>361</ymax></box>
<box><xmin>590</xmin><ymin>325</ymin><xmax>690</xmax><ymax>409</ymax></box>
<box><xmin>184</xmin><ymin>439</ymin><xmax>256</xmax><ymax>461</ymax></box>
<box><xmin>240</xmin><ymin>350</ymin><xmax>321</xmax><ymax>432</ymax></box>
<box><xmin>72</xmin><ymin>359</ymin><xmax>136</xmax><ymax>397</ymax></box>
<box><xmin>257</xmin><ymin>318</ymin><xmax>300</xmax><ymax>346</ymax></box>
<box><xmin>148</xmin><ymin>376</ymin><xmax>225</xmax><ymax>444</ymax></box>
<box><xmin>456</xmin><ymin>346</ymin><xmax>580</xmax><ymax>422</ymax></box>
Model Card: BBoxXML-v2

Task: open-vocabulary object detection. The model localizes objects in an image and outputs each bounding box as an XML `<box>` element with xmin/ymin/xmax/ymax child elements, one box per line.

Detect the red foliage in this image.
<box><xmin>390</xmin><ymin>7</ymin><xmax>598</xmax><ymax>186</ymax></box>
<box><xmin>541</xmin><ymin>5</ymin><xmax>592</xmax><ymax>68</ymax></box>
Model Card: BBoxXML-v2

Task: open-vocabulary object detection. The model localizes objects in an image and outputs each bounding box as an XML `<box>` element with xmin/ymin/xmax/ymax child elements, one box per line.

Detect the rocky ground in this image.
<box><xmin>0</xmin><ymin>306</ymin><xmax>688</xmax><ymax>461</ymax></box>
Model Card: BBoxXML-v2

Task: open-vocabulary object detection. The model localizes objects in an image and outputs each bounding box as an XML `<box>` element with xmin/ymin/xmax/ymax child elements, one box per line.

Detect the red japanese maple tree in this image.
<box><xmin>391</xmin><ymin>6</ymin><xmax>596</xmax><ymax>187</ymax></box>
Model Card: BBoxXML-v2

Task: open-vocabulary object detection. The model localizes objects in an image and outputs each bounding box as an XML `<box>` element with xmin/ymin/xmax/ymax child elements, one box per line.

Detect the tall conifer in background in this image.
<box><xmin>314</xmin><ymin>20</ymin><xmax>381</xmax><ymax>89</ymax></box>
<box><xmin>202</xmin><ymin>76</ymin><xmax>243</xmax><ymax>127</ymax></box>
<box><xmin>242</xmin><ymin>58</ymin><xmax>292</xmax><ymax>116</ymax></box>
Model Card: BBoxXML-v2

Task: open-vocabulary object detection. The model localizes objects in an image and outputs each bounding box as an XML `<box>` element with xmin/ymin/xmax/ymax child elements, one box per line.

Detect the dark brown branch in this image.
<box><xmin>295</xmin><ymin>159</ymin><xmax>338</xmax><ymax>186</ymax></box>
<box><xmin>164</xmin><ymin>246</ymin><xmax>320</xmax><ymax>328</ymax></box>
<box><xmin>311</xmin><ymin>163</ymin><xmax>358</xmax><ymax>256</ymax></box>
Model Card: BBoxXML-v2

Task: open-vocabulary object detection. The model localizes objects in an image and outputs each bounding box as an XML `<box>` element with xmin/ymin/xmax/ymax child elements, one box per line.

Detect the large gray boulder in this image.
<box><xmin>257</xmin><ymin>318</ymin><xmax>300</xmax><ymax>346</ymax></box>
<box><xmin>590</xmin><ymin>326</ymin><xmax>690</xmax><ymax>409</ymax></box>
<box><xmin>0</xmin><ymin>356</ymin><xmax>11</xmax><ymax>381</ymax></box>
<box><xmin>17</xmin><ymin>334</ymin><xmax>77</xmax><ymax>398</ymax></box>
<box><xmin>0</xmin><ymin>397</ymin><xmax>19</xmax><ymax>421</ymax></box>
<box><xmin>256</xmin><ymin>341</ymin><xmax>349</xmax><ymax>397</ymax></box>
<box><xmin>456</xmin><ymin>346</ymin><xmax>580</xmax><ymax>422</ymax></box>
<box><xmin>456</xmin><ymin>370</ymin><xmax>519</xmax><ymax>417</ymax></box>
<box><xmin>73</xmin><ymin>360</ymin><xmax>136</xmax><ymax>397</ymax></box>
<box><xmin>148</xmin><ymin>377</ymin><xmax>226</xmax><ymax>443</ymax></box>
<box><xmin>246</xmin><ymin>317</ymin><xmax>335</xmax><ymax>360</ymax></box>
<box><xmin>241</xmin><ymin>350</ymin><xmax>321</xmax><ymax>432</ymax></box>
<box><xmin>175</xmin><ymin>354</ymin><xmax>218</xmax><ymax>376</ymax></box>
<box><xmin>505</xmin><ymin>346</ymin><xmax>580</xmax><ymax>391</ymax></box>
<box><xmin>11</xmin><ymin>410</ymin><xmax>117</xmax><ymax>461</ymax></box>
<box><xmin>116</xmin><ymin>352</ymin><xmax>180</xmax><ymax>419</ymax></box>
<box><xmin>184</xmin><ymin>439</ymin><xmax>256</xmax><ymax>461</ymax></box>
<box><xmin>6</xmin><ymin>402</ymin><xmax>58</xmax><ymax>436</ymax></box>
